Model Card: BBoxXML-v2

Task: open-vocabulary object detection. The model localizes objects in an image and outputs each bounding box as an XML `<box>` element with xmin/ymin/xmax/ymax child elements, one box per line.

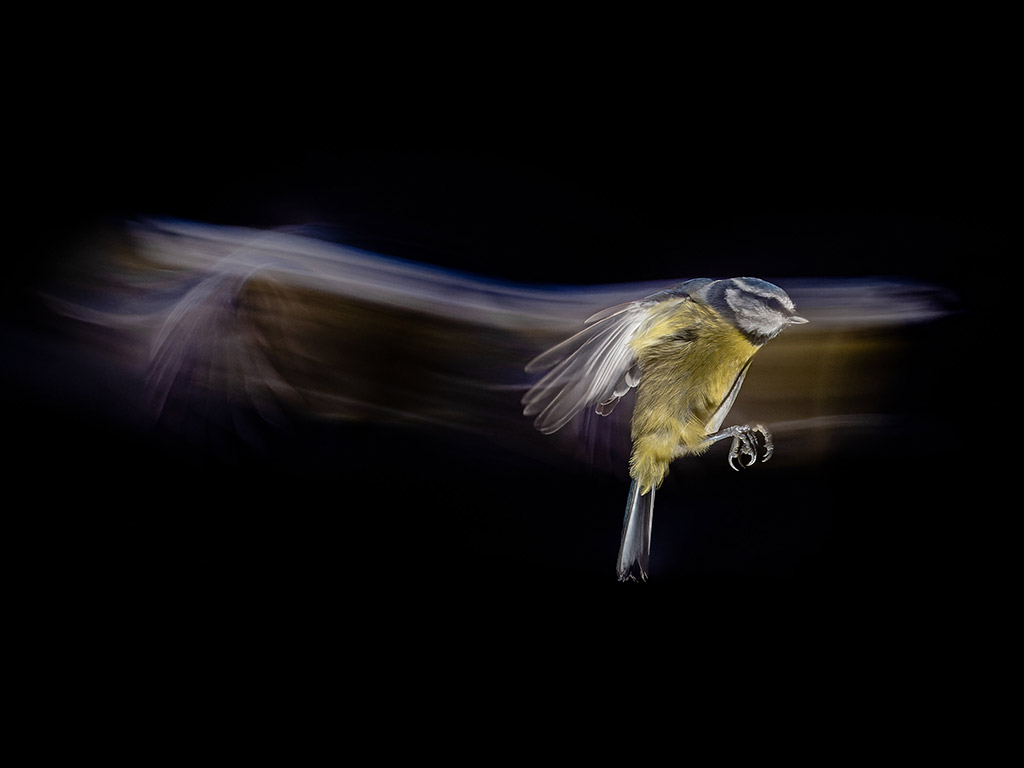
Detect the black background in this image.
<box><xmin>4</xmin><ymin>15</ymin><xmax>1010</xmax><ymax>668</ymax></box>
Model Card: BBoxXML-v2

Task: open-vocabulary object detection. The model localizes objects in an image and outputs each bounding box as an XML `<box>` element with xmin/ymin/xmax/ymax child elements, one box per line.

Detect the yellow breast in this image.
<box><xmin>628</xmin><ymin>298</ymin><xmax>759</xmax><ymax>491</ymax></box>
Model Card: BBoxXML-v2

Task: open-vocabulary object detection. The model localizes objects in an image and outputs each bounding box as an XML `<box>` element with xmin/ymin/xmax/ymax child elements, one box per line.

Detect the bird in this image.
<box><xmin>522</xmin><ymin>277</ymin><xmax>807</xmax><ymax>581</ymax></box>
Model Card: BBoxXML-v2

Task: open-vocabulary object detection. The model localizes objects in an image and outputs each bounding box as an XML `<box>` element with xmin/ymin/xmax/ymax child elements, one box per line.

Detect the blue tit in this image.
<box><xmin>523</xmin><ymin>277</ymin><xmax>807</xmax><ymax>581</ymax></box>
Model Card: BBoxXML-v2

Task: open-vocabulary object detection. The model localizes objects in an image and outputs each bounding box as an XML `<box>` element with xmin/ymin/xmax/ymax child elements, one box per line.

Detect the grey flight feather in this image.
<box><xmin>521</xmin><ymin>302</ymin><xmax>648</xmax><ymax>434</ymax></box>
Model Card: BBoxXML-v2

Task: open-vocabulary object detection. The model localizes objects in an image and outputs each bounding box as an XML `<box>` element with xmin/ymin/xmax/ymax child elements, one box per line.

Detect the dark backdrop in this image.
<box><xmin>4</xmin><ymin>25</ymin><xmax>1008</xmax><ymax>638</ymax></box>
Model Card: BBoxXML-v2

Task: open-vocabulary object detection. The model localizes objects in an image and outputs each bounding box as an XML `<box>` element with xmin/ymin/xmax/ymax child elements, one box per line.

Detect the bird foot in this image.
<box><xmin>724</xmin><ymin>424</ymin><xmax>773</xmax><ymax>470</ymax></box>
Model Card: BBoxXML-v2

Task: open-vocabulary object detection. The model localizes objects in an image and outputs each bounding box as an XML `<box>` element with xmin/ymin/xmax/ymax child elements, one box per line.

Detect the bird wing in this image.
<box><xmin>522</xmin><ymin>301</ymin><xmax>649</xmax><ymax>435</ymax></box>
<box><xmin>706</xmin><ymin>359</ymin><xmax>752</xmax><ymax>435</ymax></box>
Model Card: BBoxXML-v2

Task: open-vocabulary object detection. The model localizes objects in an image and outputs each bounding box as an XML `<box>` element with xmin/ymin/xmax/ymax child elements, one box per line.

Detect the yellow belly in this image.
<box><xmin>628</xmin><ymin>300</ymin><xmax>759</xmax><ymax>492</ymax></box>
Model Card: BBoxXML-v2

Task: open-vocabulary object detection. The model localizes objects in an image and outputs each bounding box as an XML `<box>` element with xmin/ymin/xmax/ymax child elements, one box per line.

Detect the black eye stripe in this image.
<box><xmin>731</xmin><ymin>289</ymin><xmax>788</xmax><ymax>314</ymax></box>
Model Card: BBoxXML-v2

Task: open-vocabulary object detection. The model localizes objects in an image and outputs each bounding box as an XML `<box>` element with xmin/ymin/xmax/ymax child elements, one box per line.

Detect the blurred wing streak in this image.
<box><xmin>48</xmin><ymin>219</ymin><xmax>658</xmax><ymax>435</ymax></box>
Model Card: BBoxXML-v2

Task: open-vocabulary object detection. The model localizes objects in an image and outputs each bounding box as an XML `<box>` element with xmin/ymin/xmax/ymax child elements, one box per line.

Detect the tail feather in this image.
<box><xmin>617</xmin><ymin>479</ymin><xmax>655</xmax><ymax>581</ymax></box>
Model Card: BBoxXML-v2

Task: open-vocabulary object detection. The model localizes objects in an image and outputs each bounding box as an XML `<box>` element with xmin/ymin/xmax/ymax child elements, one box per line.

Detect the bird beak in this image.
<box><xmin>789</xmin><ymin>315</ymin><xmax>809</xmax><ymax>325</ymax></box>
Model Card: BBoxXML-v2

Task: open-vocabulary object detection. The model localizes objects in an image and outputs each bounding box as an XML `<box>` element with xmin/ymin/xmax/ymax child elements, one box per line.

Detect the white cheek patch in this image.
<box><xmin>725</xmin><ymin>287</ymin><xmax>783</xmax><ymax>337</ymax></box>
<box><xmin>725</xmin><ymin>287</ymin><xmax>766</xmax><ymax>320</ymax></box>
<box><xmin>732</xmin><ymin>277</ymin><xmax>796</xmax><ymax>312</ymax></box>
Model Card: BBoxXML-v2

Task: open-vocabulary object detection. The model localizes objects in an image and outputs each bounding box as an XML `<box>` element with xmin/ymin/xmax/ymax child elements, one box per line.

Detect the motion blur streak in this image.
<box><xmin>46</xmin><ymin>218</ymin><xmax>958</xmax><ymax>465</ymax></box>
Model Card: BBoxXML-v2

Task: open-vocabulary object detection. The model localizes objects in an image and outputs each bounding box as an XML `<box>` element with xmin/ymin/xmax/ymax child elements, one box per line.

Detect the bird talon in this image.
<box><xmin>726</xmin><ymin>424</ymin><xmax>773</xmax><ymax>470</ymax></box>
<box><xmin>756</xmin><ymin>424</ymin><xmax>774</xmax><ymax>463</ymax></box>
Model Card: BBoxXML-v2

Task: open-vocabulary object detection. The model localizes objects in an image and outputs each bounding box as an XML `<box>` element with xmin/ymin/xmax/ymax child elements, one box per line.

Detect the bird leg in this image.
<box><xmin>701</xmin><ymin>424</ymin><xmax>773</xmax><ymax>471</ymax></box>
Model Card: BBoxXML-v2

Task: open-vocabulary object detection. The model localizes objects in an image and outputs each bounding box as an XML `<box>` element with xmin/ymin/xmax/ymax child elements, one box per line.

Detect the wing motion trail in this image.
<box><xmin>46</xmin><ymin>218</ymin><xmax>664</xmax><ymax>444</ymax></box>
<box><xmin>521</xmin><ymin>301</ymin><xmax>648</xmax><ymax>435</ymax></box>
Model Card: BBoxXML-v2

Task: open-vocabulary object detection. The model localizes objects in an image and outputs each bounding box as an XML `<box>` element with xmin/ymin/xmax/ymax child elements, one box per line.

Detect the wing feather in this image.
<box><xmin>706</xmin><ymin>360</ymin><xmax>751</xmax><ymax>434</ymax></box>
<box><xmin>522</xmin><ymin>302</ymin><xmax>647</xmax><ymax>434</ymax></box>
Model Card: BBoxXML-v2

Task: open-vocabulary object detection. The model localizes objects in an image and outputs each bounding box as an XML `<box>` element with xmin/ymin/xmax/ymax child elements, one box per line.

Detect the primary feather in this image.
<box><xmin>522</xmin><ymin>302</ymin><xmax>648</xmax><ymax>434</ymax></box>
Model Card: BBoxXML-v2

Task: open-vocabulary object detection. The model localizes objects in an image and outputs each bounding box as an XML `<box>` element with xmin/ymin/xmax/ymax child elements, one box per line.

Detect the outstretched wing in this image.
<box><xmin>521</xmin><ymin>278</ymin><xmax>717</xmax><ymax>435</ymax></box>
<box><xmin>521</xmin><ymin>300</ymin><xmax>648</xmax><ymax>435</ymax></box>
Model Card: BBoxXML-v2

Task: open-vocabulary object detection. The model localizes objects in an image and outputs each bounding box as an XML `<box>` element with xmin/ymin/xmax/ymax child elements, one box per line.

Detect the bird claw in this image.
<box><xmin>727</xmin><ymin>424</ymin><xmax>773</xmax><ymax>471</ymax></box>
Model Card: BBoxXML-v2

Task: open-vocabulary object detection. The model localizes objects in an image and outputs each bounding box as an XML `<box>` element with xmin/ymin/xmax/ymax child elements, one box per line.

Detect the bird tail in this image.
<box><xmin>616</xmin><ymin>479</ymin><xmax>655</xmax><ymax>581</ymax></box>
